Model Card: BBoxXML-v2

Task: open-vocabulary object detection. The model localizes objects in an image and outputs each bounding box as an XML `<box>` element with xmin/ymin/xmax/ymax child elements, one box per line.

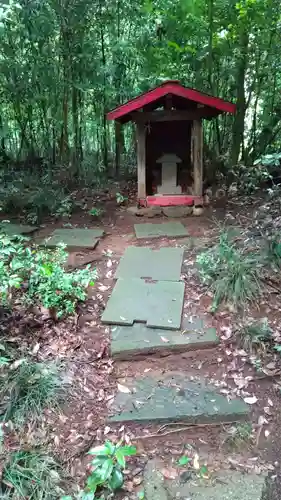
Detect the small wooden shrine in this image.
<box><xmin>107</xmin><ymin>80</ymin><xmax>236</xmax><ymax>207</ymax></box>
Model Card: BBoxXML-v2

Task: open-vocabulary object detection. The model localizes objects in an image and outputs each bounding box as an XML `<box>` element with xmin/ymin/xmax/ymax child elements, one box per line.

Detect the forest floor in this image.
<box><xmin>2</xmin><ymin>192</ymin><xmax>281</xmax><ymax>498</ymax></box>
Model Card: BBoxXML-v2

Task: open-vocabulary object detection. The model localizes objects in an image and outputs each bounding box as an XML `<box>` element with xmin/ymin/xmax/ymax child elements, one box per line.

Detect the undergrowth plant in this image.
<box><xmin>264</xmin><ymin>234</ymin><xmax>281</xmax><ymax>269</ymax></box>
<box><xmin>0</xmin><ymin>181</ymin><xmax>76</xmax><ymax>224</ymax></box>
<box><xmin>62</xmin><ymin>441</ymin><xmax>137</xmax><ymax>499</ymax></box>
<box><xmin>89</xmin><ymin>207</ymin><xmax>104</xmax><ymax>218</ymax></box>
<box><xmin>197</xmin><ymin>230</ymin><xmax>261</xmax><ymax>311</ymax></box>
<box><xmin>0</xmin><ymin>233</ymin><xmax>97</xmax><ymax>318</ymax></box>
<box><xmin>116</xmin><ymin>192</ymin><xmax>128</xmax><ymax>205</ymax></box>
<box><xmin>1</xmin><ymin>360</ymin><xmax>64</xmax><ymax>424</ymax></box>
<box><xmin>0</xmin><ymin>449</ymin><xmax>65</xmax><ymax>499</ymax></box>
<box><xmin>224</xmin><ymin>423</ymin><xmax>253</xmax><ymax>449</ymax></box>
<box><xmin>236</xmin><ymin>319</ymin><xmax>273</xmax><ymax>354</ymax></box>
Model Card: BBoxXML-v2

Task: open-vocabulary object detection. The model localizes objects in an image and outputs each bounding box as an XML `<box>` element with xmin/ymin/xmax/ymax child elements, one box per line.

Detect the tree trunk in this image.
<box><xmin>231</xmin><ymin>25</ymin><xmax>249</xmax><ymax>166</ymax></box>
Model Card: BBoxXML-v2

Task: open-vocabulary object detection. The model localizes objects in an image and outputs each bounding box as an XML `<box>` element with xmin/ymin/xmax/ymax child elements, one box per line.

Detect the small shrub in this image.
<box><xmin>2</xmin><ymin>360</ymin><xmax>64</xmax><ymax>424</ymax></box>
<box><xmin>116</xmin><ymin>192</ymin><xmax>128</xmax><ymax>205</ymax></box>
<box><xmin>85</xmin><ymin>441</ymin><xmax>136</xmax><ymax>496</ymax></box>
<box><xmin>224</xmin><ymin>423</ymin><xmax>253</xmax><ymax>448</ymax></box>
<box><xmin>236</xmin><ymin>319</ymin><xmax>273</xmax><ymax>354</ymax></box>
<box><xmin>1</xmin><ymin>449</ymin><xmax>65</xmax><ymax>499</ymax></box>
<box><xmin>230</xmin><ymin>163</ymin><xmax>272</xmax><ymax>194</ymax></box>
<box><xmin>0</xmin><ymin>177</ymin><xmax>76</xmax><ymax>224</ymax></box>
<box><xmin>27</xmin><ymin>244</ymin><xmax>97</xmax><ymax>318</ymax></box>
<box><xmin>0</xmin><ymin>233</ymin><xmax>97</xmax><ymax>318</ymax></box>
<box><xmin>264</xmin><ymin>234</ymin><xmax>281</xmax><ymax>269</ymax></box>
<box><xmin>89</xmin><ymin>207</ymin><xmax>104</xmax><ymax>218</ymax></box>
<box><xmin>197</xmin><ymin>230</ymin><xmax>261</xmax><ymax>310</ymax></box>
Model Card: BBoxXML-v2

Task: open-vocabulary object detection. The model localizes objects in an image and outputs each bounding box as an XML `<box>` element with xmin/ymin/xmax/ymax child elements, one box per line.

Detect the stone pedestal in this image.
<box><xmin>156</xmin><ymin>154</ymin><xmax>182</xmax><ymax>195</ymax></box>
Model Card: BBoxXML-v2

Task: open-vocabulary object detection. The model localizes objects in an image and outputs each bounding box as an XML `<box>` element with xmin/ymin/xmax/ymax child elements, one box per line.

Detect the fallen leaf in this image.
<box><xmin>125</xmin><ymin>481</ymin><xmax>134</xmax><ymax>492</ymax></box>
<box><xmin>9</xmin><ymin>359</ymin><xmax>26</xmax><ymax>370</ymax></box>
<box><xmin>264</xmin><ymin>407</ymin><xmax>272</xmax><ymax>415</ymax></box>
<box><xmin>243</xmin><ymin>396</ymin><xmax>258</xmax><ymax>405</ymax></box>
<box><xmin>133</xmin><ymin>477</ymin><xmax>143</xmax><ymax>486</ymax></box>
<box><xmin>117</xmin><ymin>384</ymin><xmax>131</xmax><ymax>394</ymax></box>
<box><xmin>161</xmin><ymin>467</ymin><xmax>178</xmax><ymax>480</ymax></box>
<box><xmin>193</xmin><ymin>453</ymin><xmax>200</xmax><ymax>470</ymax></box>
<box><xmin>32</xmin><ymin>343</ymin><xmax>40</xmax><ymax>355</ymax></box>
<box><xmin>54</xmin><ymin>435</ymin><xmax>60</xmax><ymax>447</ymax></box>
<box><xmin>98</xmin><ymin>284</ymin><xmax>109</xmax><ymax>292</ymax></box>
<box><xmin>107</xmin><ymin>259</ymin><xmax>112</xmax><ymax>268</ymax></box>
<box><xmin>160</xmin><ymin>336</ymin><xmax>170</xmax><ymax>343</ymax></box>
<box><xmin>104</xmin><ymin>426</ymin><xmax>111</xmax><ymax>435</ymax></box>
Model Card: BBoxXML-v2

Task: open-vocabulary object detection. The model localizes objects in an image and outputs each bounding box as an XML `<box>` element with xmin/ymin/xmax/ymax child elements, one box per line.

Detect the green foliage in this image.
<box><xmin>89</xmin><ymin>207</ymin><xmax>104</xmax><ymax>218</ymax></box>
<box><xmin>116</xmin><ymin>192</ymin><xmax>128</xmax><ymax>205</ymax></box>
<box><xmin>197</xmin><ymin>230</ymin><xmax>261</xmax><ymax>310</ymax></box>
<box><xmin>264</xmin><ymin>234</ymin><xmax>281</xmax><ymax>270</ymax></box>
<box><xmin>236</xmin><ymin>319</ymin><xmax>273</xmax><ymax>353</ymax></box>
<box><xmin>0</xmin><ymin>449</ymin><xmax>65</xmax><ymax>499</ymax></box>
<box><xmin>0</xmin><ymin>175</ymin><xmax>76</xmax><ymax>224</ymax></box>
<box><xmin>1</xmin><ymin>360</ymin><xmax>64</xmax><ymax>424</ymax></box>
<box><xmin>60</xmin><ymin>441</ymin><xmax>137</xmax><ymax>499</ymax></box>
<box><xmin>224</xmin><ymin>423</ymin><xmax>253</xmax><ymax>449</ymax></box>
<box><xmin>178</xmin><ymin>455</ymin><xmax>192</xmax><ymax>466</ymax></box>
<box><xmin>85</xmin><ymin>441</ymin><xmax>136</xmax><ymax>497</ymax></box>
<box><xmin>231</xmin><ymin>164</ymin><xmax>273</xmax><ymax>194</ymax></box>
<box><xmin>254</xmin><ymin>153</ymin><xmax>281</xmax><ymax>167</ymax></box>
<box><xmin>0</xmin><ymin>233</ymin><xmax>96</xmax><ymax>318</ymax></box>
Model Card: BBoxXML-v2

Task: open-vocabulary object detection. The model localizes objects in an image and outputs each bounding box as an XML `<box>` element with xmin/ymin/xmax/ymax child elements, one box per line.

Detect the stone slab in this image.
<box><xmin>101</xmin><ymin>279</ymin><xmax>184</xmax><ymax>330</ymax></box>
<box><xmin>127</xmin><ymin>206</ymin><xmax>162</xmax><ymax>217</ymax></box>
<box><xmin>144</xmin><ymin>460</ymin><xmax>168</xmax><ymax>500</ymax></box>
<box><xmin>162</xmin><ymin>206</ymin><xmax>193</xmax><ymax>217</ymax></box>
<box><xmin>0</xmin><ymin>223</ymin><xmax>38</xmax><ymax>236</ymax></box>
<box><xmin>43</xmin><ymin>228</ymin><xmax>103</xmax><ymax>248</ymax></box>
<box><xmin>178</xmin><ymin>236</ymin><xmax>211</xmax><ymax>250</ymax></box>
<box><xmin>134</xmin><ymin>222</ymin><xmax>188</xmax><ymax>239</ymax></box>
<box><xmin>111</xmin><ymin>317</ymin><xmax>218</xmax><ymax>360</ymax></box>
<box><xmin>114</xmin><ymin>246</ymin><xmax>184</xmax><ymax>281</ymax></box>
<box><xmin>166</xmin><ymin>470</ymin><xmax>265</xmax><ymax>500</ymax></box>
<box><xmin>109</xmin><ymin>373</ymin><xmax>249</xmax><ymax>424</ymax></box>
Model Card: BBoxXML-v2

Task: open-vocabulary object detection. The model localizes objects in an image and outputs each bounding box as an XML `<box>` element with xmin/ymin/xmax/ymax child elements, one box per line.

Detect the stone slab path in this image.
<box><xmin>102</xmin><ymin>278</ymin><xmax>185</xmax><ymax>329</ymax></box>
<box><xmin>134</xmin><ymin>221</ymin><xmax>188</xmax><ymax>239</ymax></box>
<box><xmin>0</xmin><ymin>222</ymin><xmax>38</xmax><ymax>236</ymax></box>
<box><xmin>109</xmin><ymin>373</ymin><xmax>249</xmax><ymax>424</ymax></box>
<box><xmin>111</xmin><ymin>316</ymin><xmax>218</xmax><ymax>360</ymax></box>
<box><xmin>43</xmin><ymin>227</ymin><xmax>103</xmax><ymax>248</ymax></box>
<box><xmin>114</xmin><ymin>246</ymin><xmax>184</xmax><ymax>281</ymax></box>
<box><xmin>143</xmin><ymin>460</ymin><xmax>265</xmax><ymax>500</ymax></box>
<box><xmin>102</xmin><ymin>226</ymin><xmax>250</xmax><ymax>431</ymax></box>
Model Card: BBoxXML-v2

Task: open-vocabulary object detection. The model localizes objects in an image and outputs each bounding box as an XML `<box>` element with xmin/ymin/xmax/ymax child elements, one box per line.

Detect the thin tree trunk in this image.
<box><xmin>231</xmin><ymin>26</ymin><xmax>249</xmax><ymax>165</ymax></box>
<box><xmin>99</xmin><ymin>0</ymin><xmax>108</xmax><ymax>171</ymax></box>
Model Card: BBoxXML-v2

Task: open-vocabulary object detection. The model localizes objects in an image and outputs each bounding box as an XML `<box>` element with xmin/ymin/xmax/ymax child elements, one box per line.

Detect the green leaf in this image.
<box><xmin>118</xmin><ymin>445</ymin><xmax>137</xmax><ymax>457</ymax></box>
<box><xmin>81</xmin><ymin>494</ymin><xmax>95</xmax><ymax>500</ymax></box>
<box><xmin>199</xmin><ymin>464</ymin><xmax>209</xmax><ymax>477</ymax></box>
<box><xmin>178</xmin><ymin>456</ymin><xmax>191</xmax><ymax>466</ymax></box>
<box><xmin>86</xmin><ymin>472</ymin><xmax>102</xmax><ymax>491</ymax></box>
<box><xmin>108</xmin><ymin>468</ymin><xmax>123</xmax><ymax>490</ymax></box>
<box><xmin>98</xmin><ymin>458</ymin><xmax>114</xmax><ymax>481</ymax></box>
<box><xmin>88</xmin><ymin>445</ymin><xmax>111</xmax><ymax>456</ymax></box>
<box><xmin>115</xmin><ymin>449</ymin><xmax>126</xmax><ymax>468</ymax></box>
<box><xmin>104</xmin><ymin>441</ymin><xmax>115</xmax><ymax>454</ymax></box>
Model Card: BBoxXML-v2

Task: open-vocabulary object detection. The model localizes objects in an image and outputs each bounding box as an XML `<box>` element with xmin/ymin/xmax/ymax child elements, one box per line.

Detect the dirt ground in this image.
<box><xmin>3</xmin><ymin>196</ymin><xmax>281</xmax><ymax>498</ymax></box>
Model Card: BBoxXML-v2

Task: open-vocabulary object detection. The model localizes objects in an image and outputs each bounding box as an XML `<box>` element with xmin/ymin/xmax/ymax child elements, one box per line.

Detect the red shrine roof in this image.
<box><xmin>107</xmin><ymin>80</ymin><xmax>236</xmax><ymax>123</ymax></box>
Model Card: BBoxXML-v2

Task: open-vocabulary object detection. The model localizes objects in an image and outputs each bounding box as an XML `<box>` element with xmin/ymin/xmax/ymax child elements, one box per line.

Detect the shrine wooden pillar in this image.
<box><xmin>136</xmin><ymin>120</ymin><xmax>146</xmax><ymax>199</ymax></box>
<box><xmin>191</xmin><ymin>119</ymin><xmax>203</xmax><ymax>197</ymax></box>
